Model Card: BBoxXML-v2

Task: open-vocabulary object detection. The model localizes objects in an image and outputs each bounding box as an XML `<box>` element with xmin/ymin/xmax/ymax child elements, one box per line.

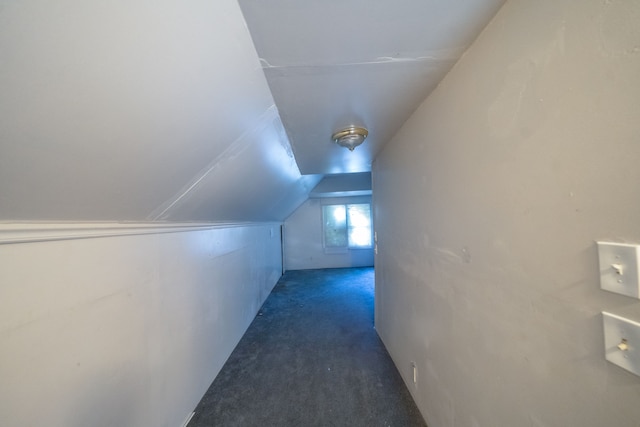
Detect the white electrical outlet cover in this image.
<box><xmin>603</xmin><ymin>312</ymin><xmax>640</xmax><ymax>377</ymax></box>
<box><xmin>597</xmin><ymin>241</ymin><xmax>640</xmax><ymax>299</ymax></box>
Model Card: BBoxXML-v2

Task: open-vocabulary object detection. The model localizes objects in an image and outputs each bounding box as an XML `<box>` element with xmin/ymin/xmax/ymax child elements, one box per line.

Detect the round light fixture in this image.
<box><xmin>331</xmin><ymin>126</ymin><xmax>368</xmax><ymax>151</ymax></box>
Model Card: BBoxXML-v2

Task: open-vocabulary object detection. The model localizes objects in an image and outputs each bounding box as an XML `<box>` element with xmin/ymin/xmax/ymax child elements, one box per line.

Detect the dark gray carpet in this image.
<box><xmin>190</xmin><ymin>267</ymin><xmax>427</xmax><ymax>427</ymax></box>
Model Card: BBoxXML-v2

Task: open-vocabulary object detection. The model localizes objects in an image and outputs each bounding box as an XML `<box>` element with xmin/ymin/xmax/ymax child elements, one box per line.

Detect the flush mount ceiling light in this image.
<box><xmin>331</xmin><ymin>126</ymin><xmax>368</xmax><ymax>152</ymax></box>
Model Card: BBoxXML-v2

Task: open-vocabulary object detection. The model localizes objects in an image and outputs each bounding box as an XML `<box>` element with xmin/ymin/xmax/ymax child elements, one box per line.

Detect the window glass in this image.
<box><xmin>322</xmin><ymin>205</ymin><xmax>348</xmax><ymax>247</ymax></box>
<box><xmin>323</xmin><ymin>203</ymin><xmax>372</xmax><ymax>249</ymax></box>
<box><xmin>347</xmin><ymin>204</ymin><xmax>372</xmax><ymax>247</ymax></box>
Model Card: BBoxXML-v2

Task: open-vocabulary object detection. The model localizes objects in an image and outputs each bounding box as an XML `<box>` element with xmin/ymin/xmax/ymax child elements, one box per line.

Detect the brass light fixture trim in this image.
<box><xmin>331</xmin><ymin>126</ymin><xmax>368</xmax><ymax>151</ymax></box>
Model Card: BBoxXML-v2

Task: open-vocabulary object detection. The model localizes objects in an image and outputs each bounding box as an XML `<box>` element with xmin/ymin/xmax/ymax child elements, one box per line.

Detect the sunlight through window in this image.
<box><xmin>323</xmin><ymin>203</ymin><xmax>372</xmax><ymax>249</ymax></box>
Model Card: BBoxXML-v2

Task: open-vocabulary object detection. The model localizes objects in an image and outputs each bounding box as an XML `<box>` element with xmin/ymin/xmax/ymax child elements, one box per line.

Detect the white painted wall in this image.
<box><xmin>373</xmin><ymin>0</ymin><xmax>640</xmax><ymax>426</ymax></box>
<box><xmin>284</xmin><ymin>196</ymin><xmax>374</xmax><ymax>271</ymax></box>
<box><xmin>0</xmin><ymin>223</ymin><xmax>282</xmax><ymax>427</ymax></box>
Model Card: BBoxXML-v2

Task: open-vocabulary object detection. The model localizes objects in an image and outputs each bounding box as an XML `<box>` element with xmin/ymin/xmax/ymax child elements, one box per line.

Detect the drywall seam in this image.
<box><xmin>257</xmin><ymin>48</ymin><xmax>465</xmax><ymax>70</ymax></box>
<box><xmin>146</xmin><ymin>105</ymin><xmax>281</xmax><ymax>221</ymax></box>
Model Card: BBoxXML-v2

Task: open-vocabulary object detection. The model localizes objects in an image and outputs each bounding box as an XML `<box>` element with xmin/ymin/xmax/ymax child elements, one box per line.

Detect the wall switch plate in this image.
<box><xmin>603</xmin><ymin>312</ymin><xmax>640</xmax><ymax>377</ymax></box>
<box><xmin>597</xmin><ymin>241</ymin><xmax>640</xmax><ymax>299</ymax></box>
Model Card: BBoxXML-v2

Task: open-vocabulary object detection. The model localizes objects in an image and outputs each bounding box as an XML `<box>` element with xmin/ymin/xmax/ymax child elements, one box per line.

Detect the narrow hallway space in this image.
<box><xmin>190</xmin><ymin>268</ymin><xmax>426</xmax><ymax>427</ymax></box>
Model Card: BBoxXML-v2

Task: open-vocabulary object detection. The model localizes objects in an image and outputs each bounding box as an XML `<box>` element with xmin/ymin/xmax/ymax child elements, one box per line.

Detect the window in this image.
<box><xmin>322</xmin><ymin>203</ymin><xmax>372</xmax><ymax>249</ymax></box>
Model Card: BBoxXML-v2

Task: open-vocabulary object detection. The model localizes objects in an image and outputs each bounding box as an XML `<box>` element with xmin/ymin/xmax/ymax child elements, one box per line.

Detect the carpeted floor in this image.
<box><xmin>189</xmin><ymin>267</ymin><xmax>427</xmax><ymax>427</ymax></box>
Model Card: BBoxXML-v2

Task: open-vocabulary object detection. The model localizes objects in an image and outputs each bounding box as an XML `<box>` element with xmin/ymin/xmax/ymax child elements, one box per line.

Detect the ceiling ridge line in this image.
<box><xmin>146</xmin><ymin>105</ymin><xmax>280</xmax><ymax>221</ymax></box>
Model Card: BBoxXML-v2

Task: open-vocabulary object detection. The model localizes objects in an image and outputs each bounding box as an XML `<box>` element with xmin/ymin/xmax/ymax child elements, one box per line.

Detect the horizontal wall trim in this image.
<box><xmin>0</xmin><ymin>222</ymin><xmax>281</xmax><ymax>245</ymax></box>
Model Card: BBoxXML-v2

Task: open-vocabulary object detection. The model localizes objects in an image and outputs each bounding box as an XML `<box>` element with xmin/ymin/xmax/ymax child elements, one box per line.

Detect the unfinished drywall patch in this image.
<box><xmin>373</xmin><ymin>0</ymin><xmax>640</xmax><ymax>426</ymax></box>
<box><xmin>598</xmin><ymin>0</ymin><xmax>640</xmax><ymax>57</ymax></box>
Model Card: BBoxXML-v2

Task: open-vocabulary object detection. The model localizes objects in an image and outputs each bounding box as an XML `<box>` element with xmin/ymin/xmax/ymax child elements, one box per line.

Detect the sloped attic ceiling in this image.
<box><xmin>239</xmin><ymin>0</ymin><xmax>506</xmax><ymax>175</ymax></box>
<box><xmin>0</xmin><ymin>0</ymin><xmax>319</xmax><ymax>222</ymax></box>
<box><xmin>0</xmin><ymin>0</ymin><xmax>505</xmax><ymax>223</ymax></box>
